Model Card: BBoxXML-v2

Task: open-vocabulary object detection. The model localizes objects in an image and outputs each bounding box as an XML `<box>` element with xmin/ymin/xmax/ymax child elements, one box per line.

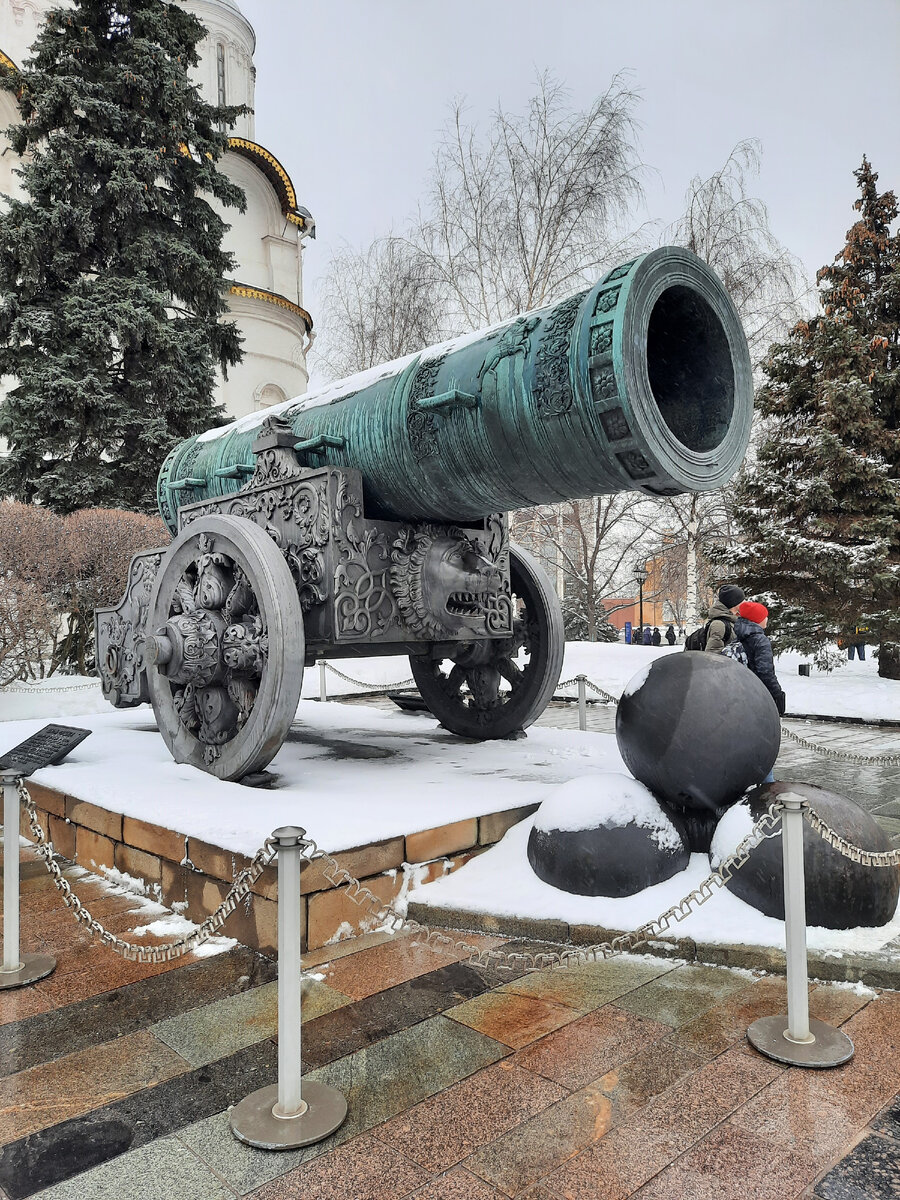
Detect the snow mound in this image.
<box><xmin>534</xmin><ymin>772</ymin><xmax>683</xmax><ymax>854</ymax></box>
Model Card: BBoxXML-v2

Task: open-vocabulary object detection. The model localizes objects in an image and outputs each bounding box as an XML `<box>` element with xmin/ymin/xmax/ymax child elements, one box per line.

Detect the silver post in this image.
<box><xmin>2</xmin><ymin>776</ymin><xmax>21</xmax><ymax>975</ymax></box>
<box><xmin>275</xmin><ymin>827</ymin><xmax>304</xmax><ymax>1118</ymax></box>
<box><xmin>318</xmin><ymin>659</ymin><xmax>327</xmax><ymax>703</ymax></box>
<box><xmin>1</xmin><ymin>773</ymin><xmax>56</xmax><ymax>990</ymax></box>
<box><xmin>576</xmin><ymin>675</ymin><xmax>587</xmax><ymax>731</ymax></box>
<box><xmin>229</xmin><ymin>826</ymin><xmax>348</xmax><ymax>1150</ymax></box>
<box><xmin>781</xmin><ymin>796</ymin><xmax>812</xmax><ymax>1044</ymax></box>
<box><xmin>747</xmin><ymin>792</ymin><xmax>854</xmax><ymax>1067</ymax></box>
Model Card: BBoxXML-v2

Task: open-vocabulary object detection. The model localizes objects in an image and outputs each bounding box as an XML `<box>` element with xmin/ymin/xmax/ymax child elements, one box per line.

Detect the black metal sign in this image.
<box><xmin>0</xmin><ymin>725</ymin><xmax>91</xmax><ymax>777</ymax></box>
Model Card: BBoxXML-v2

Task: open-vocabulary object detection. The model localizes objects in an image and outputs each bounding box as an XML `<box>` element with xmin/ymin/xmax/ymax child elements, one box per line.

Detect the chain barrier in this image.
<box><xmin>292</xmin><ymin>800</ymin><xmax>787</xmax><ymax>973</ymax></box>
<box><xmin>1</xmin><ymin>680</ymin><xmax>99</xmax><ymax>694</ymax></box>
<box><xmin>801</xmin><ymin>802</ymin><xmax>900</xmax><ymax>867</ymax></box>
<box><xmin>779</xmin><ymin>725</ymin><xmax>900</xmax><ymax>767</ymax></box>
<box><xmin>557</xmin><ymin>674</ymin><xmax>900</xmax><ymax>766</ymax></box>
<box><xmin>321</xmin><ymin>662</ymin><xmax>416</xmax><ymax>693</ymax></box>
<box><xmin>18</xmin><ymin>779</ymin><xmax>277</xmax><ymax>963</ymax></box>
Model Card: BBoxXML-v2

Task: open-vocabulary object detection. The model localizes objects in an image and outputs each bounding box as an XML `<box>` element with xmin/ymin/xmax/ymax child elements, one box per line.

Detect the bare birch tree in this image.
<box><xmin>665</xmin><ymin>139</ymin><xmax>807</xmax><ymax>363</ymax></box>
<box><xmin>315</xmin><ymin>236</ymin><xmax>447</xmax><ymax>380</ymax></box>
<box><xmin>512</xmin><ymin>495</ymin><xmax>650</xmax><ymax>640</ymax></box>
<box><xmin>414</xmin><ymin>71</ymin><xmax>646</xmax><ymax>330</ymax></box>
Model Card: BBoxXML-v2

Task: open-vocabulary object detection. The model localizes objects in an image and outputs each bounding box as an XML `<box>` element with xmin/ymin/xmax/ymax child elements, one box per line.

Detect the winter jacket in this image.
<box><xmin>651</xmin><ymin>629</ymin><xmax>661</xmax><ymax>646</ymax></box>
<box><xmin>665</xmin><ymin>626</ymin><xmax>676</xmax><ymax>645</ymax></box>
<box><xmin>642</xmin><ymin>626</ymin><xmax>652</xmax><ymax>645</ymax></box>
<box><xmin>703</xmin><ymin>599</ymin><xmax>739</xmax><ymax>654</ymax></box>
<box><xmin>734</xmin><ymin>616</ymin><xmax>786</xmax><ymax>715</ymax></box>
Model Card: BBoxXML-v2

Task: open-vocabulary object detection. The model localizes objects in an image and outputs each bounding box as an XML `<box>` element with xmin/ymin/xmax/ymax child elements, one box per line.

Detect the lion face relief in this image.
<box><xmin>390</xmin><ymin>526</ymin><xmax>504</xmax><ymax>638</ymax></box>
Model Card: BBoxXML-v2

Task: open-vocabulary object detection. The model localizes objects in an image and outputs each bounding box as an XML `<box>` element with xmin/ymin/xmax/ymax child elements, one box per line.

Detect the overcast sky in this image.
<box><xmin>237</xmin><ymin>0</ymin><xmax>899</xmax><ymax>334</ymax></box>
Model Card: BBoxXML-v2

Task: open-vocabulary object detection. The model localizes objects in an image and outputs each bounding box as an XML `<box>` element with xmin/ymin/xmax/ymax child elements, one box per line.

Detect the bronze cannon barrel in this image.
<box><xmin>157</xmin><ymin>247</ymin><xmax>752</xmax><ymax>534</ymax></box>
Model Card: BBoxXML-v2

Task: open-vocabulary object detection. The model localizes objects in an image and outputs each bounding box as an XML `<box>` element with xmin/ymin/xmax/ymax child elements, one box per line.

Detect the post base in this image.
<box><xmin>229</xmin><ymin>1081</ymin><xmax>348</xmax><ymax>1150</ymax></box>
<box><xmin>0</xmin><ymin>952</ymin><xmax>56</xmax><ymax>991</ymax></box>
<box><xmin>747</xmin><ymin>1014</ymin><xmax>854</xmax><ymax>1068</ymax></box>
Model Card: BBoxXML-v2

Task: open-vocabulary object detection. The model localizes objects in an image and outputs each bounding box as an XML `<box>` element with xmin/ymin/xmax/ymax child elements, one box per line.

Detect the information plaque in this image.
<box><xmin>0</xmin><ymin>725</ymin><xmax>91</xmax><ymax>777</ymax></box>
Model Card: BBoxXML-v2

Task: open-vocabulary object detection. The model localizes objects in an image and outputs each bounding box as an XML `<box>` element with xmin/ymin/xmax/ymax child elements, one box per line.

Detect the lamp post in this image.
<box><xmin>634</xmin><ymin>562</ymin><xmax>650</xmax><ymax>636</ymax></box>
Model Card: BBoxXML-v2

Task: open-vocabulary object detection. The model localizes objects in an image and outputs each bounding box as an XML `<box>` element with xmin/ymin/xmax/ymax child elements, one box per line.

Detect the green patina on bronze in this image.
<box><xmin>157</xmin><ymin>247</ymin><xmax>753</xmax><ymax>535</ymax></box>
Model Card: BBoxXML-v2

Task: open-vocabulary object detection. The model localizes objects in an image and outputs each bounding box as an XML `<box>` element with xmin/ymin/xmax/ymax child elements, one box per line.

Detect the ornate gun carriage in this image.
<box><xmin>96</xmin><ymin>247</ymin><xmax>752</xmax><ymax>780</ymax></box>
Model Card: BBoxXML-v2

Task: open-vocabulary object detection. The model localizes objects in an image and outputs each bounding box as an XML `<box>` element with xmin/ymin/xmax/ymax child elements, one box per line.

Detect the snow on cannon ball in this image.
<box><xmin>527</xmin><ymin>774</ymin><xmax>691</xmax><ymax>898</ymax></box>
<box><xmin>615</xmin><ymin>654</ymin><xmax>781</xmax><ymax>814</ymax></box>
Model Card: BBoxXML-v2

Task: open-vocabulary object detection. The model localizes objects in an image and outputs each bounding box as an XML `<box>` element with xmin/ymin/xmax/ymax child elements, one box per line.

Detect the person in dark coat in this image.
<box><xmin>642</xmin><ymin>625</ymin><xmax>652</xmax><ymax>646</ymax></box>
<box><xmin>633</xmin><ymin>626</ymin><xmax>642</xmax><ymax>645</ymax></box>
<box><xmin>703</xmin><ymin>584</ymin><xmax>745</xmax><ymax>653</ymax></box>
<box><xmin>735</xmin><ymin>600</ymin><xmax>785</xmax><ymax>785</ymax></box>
<box><xmin>651</xmin><ymin>627</ymin><xmax>661</xmax><ymax>646</ymax></box>
<box><xmin>735</xmin><ymin>601</ymin><xmax>786</xmax><ymax>716</ymax></box>
<box><xmin>665</xmin><ymin>624</ymin><xmax>676</xmax><ymax>645</ymax></box>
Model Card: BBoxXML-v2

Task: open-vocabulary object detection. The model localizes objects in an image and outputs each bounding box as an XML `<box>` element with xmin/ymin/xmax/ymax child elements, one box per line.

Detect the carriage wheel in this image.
<box><xmin>145</xmin><ymin>514</ymin><xmax>304</xmax><ymax>781</ymax></box>
<box><xmin>410</xmin><ymin>544</ymin><xmax>564</xmax><ymax>739</ymax></box>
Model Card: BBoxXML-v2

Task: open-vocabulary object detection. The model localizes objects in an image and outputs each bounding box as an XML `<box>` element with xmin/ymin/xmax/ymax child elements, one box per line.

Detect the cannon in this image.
<box><xmin>96</xmin><ymin>247</ymin><xmax>752</xmax><ymax>780</ymax></box>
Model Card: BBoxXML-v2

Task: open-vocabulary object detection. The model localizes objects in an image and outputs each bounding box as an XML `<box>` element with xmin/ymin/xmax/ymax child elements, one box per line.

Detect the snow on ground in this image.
<box><xmin>1</xmin><ymin>642</ymin><xmax>897</xmax><ymax>957</ymax></box>
<box><xmin>0</xmin><ymin>702</ymin><xmax>623</xmax><ymax>858</ymax></box>
<box><xmin>2</xmin><ymin>641</ymin><xmax>897</xmax><ymax>724</ymax></box>
<box><xmin>409</xmin><ymin>814</ymin><xmax>900</xmax><ymax>954</ymax></box>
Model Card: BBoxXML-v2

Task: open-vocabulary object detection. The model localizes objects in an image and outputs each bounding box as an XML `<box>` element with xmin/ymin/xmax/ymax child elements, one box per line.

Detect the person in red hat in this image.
<box><xmin>736</xmin><ymin>600</ymin><xmax>786</xmax><ymax>717</ymax></box>
<box><xmin>736</xmin><ymin>600</ymin><xmax>785</xmax><ymax>785</ymax></box>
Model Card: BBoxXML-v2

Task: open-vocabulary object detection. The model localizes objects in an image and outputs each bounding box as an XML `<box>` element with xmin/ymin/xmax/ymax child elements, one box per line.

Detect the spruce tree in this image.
<box><xmin>0</xmin><ymin>0</ymin><xmax>245</xmax><ymax>512</ymax></box>
<box><xmin>727</xmin><ymin>158</ymin><xmax>900</xmax><ymax>677</ymax></box>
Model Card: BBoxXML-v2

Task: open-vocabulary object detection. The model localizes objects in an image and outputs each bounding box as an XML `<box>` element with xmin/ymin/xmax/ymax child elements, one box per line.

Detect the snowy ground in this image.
<box><xmin>2</xmin><ymin>643</ymin><xmax>897</xmax><ymax>956</ymax></box>
<box><xmin>1</xmin><ymin>640</ymin><xmax>897</xmax><ymax>724</ymax></box>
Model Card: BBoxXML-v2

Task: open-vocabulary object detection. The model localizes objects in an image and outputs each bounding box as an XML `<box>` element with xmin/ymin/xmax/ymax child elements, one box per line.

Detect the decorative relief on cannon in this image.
<box><xmin>333</xmin><ymin>475</ymin><xmax>396</xmax><ymax>639</ymax></box>
<box><xmin>533</xmin><ymin>291</ymin><xmax>588</xmax><ymax>418</ymax></box>
<box><xmin>389</xmin><ymin>524</ymin><xmax>505</xmax><ymax>639</ymax></box>
<box><xmin>95</xmin><ymin>550</ymin><xmax>163</xmax><ymax>707</ymax></box>
<box><xmin>406</xmin><ymin>354</ymin><xmax>447</xmax><ymax>461</ymax></box>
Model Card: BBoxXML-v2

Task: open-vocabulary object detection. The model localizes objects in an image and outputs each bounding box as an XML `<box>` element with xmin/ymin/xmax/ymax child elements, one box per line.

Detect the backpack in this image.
<box><xmin>720</xmin><ymin>637</ymin><xmax>749</xmax><ymax>666</ymax></box>
<box><xmin>683</xmin><ymin>618</ymin><xmax>734</xmax><ymax>652</ymax></box>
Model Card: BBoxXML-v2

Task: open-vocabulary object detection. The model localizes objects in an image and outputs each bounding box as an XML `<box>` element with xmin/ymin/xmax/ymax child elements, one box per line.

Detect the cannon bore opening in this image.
<box><xmin>646</xmin><ymin>285</ymin><xmax>735</xmax><ymax>453</ymax></box>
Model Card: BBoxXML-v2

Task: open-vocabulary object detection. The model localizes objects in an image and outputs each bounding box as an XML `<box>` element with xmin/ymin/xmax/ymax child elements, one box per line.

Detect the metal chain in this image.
<box><xmin>321</xmin><ymin>662</ymin><xmax>416</xmax><ymax>692</ymax></box>
<box><xmin>295</xmin><ymin>800</ymin><xmax>786</xmax><ymax>973</ymax></box>
<box><xmin>558</xmin><ymin>674</ymin><xmax>900</xmax><ymax>765</ymax></box>
<box><xmin>801</xmin><ymin>801</ymin><xmax>900</xmax><ymax>867</ymax></box>
<box><xmin>2</xmin><ymin>680</ymin><xmax>99</xmax><ymax>694</ymax></box>
<box><xmin>779</xmin><ymin>724</ymin><xmax>900</xmax><ymax>767</ymax></box>
<box><xmin>17</xmin><ymin>779</ymin><xmax>277</xmax><ymax>963</ymax></box>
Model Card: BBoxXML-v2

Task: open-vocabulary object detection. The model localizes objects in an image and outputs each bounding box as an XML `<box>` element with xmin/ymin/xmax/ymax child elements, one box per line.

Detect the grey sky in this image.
<box><xmin>238</xmin><ymin>0</ymin><xmax>900</xmax><ymax>333</ymax></box>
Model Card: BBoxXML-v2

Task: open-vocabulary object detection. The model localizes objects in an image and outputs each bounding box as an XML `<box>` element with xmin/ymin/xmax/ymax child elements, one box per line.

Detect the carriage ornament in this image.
<box><xmin>95</xmin><ymin>248</ymin><xmax>753</xmax><ymax>781</ymax></box>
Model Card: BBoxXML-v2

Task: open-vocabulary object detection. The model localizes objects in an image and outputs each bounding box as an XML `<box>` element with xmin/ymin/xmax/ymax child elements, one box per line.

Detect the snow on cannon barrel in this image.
<box><xmin>96</xmin><ymin>247</ymin><xmax>753</xmax><ymax>781</ymax></box>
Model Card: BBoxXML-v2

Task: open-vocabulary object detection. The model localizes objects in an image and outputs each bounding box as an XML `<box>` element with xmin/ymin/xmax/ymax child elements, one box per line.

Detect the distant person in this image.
<box><xmin>633</xmin><ymin>626</ymin><xmax>642</xmax><ymax>646</ymax></box>
<box><xmin>703</xmin><ymin>584</ymin><xmax>745</xmax><ymax>653</ymax></box>
<box><xmin>847</xmin><ymin>626</ymin><xmax>867</xmax><ymax>661</ymax></box>
<box><xmin>642</xmin><ymin>625</ymin><xmax>652</xmax><ymax>646</ymax></box>
<box><xmin>678</xmin><ymin>626</ymin><xmax>686</xmax><ymax>644</ymax></box>
<box><xmin>665</xmin><ymin>624</ymin><xmax>676</xmax><ymax>645</ymax></box>
<box><xmin>651</xmin><ymin>627</ymin><xmax>662</xmax><ymax>646</ymax></box>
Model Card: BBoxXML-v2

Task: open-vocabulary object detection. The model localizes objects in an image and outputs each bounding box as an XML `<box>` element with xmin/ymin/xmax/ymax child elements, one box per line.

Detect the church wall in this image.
<box><xmin>218</xmin><ymin>289</ymin><xmax>309</xmax><ymax>418</ymax></box>
<box><xmin>180</xmin><ymin>0</ymin><xmax>255</xmax><ymax>141</ymax></box>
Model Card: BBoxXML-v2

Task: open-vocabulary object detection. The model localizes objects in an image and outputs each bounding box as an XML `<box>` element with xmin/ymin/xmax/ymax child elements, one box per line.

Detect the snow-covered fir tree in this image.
<box><xmin>726</xmin><ymin>158</ymin><xmax>900</xmax><ymax>677</ymax></box>
<box><xmin>0</xmin><ymin>0</ymin><xmax>246</xmax><ymax>512</ymax></box>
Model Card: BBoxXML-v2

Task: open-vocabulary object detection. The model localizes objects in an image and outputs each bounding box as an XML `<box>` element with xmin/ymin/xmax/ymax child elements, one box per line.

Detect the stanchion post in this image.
<box><xmin>576</xmin><ymin>675</ymin><xmax>587</xmax><ymax>731</ymax></box>
<box><xmin>1</xmin><ymin>773</ymin><xmax>56</xmax><ymax>990</ymax></box>
<box><xmin>229</xmin><ymin>826</ymin><xmax>347</xmax><ymax>1150</ymax></box>
<box><xmin>747</xmin><ymin>793</ymin><xmax>854</xmax><ymax>1067</ymax></box>
<box><xmin>318</xmin><ymin>659</ymin><xmax>327</xmax><ymax>703</ymax></box>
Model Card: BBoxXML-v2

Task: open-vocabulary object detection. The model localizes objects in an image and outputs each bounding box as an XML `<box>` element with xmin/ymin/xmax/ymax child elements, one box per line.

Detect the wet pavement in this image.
<box><xmin>1</xmin><ymin>834</ymin><xmax>899</xmax><ymax>1199</ymax></box>
<box><xmin>1</xmin><ymin>700</ymin><xmax>899</xmax><ymax>1197</ymax></box>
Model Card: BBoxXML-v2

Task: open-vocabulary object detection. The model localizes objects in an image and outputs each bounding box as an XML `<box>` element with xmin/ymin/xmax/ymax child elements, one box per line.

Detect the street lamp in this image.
<box><xmin>634</xmin><ymin>562</ymin><xmax>650</xmax><ymax>636</ymax></box>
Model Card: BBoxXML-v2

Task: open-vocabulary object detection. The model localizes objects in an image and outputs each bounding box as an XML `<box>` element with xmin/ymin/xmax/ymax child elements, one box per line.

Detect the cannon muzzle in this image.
<box><xmin>157</xmin><ymin>247</ymin><xmax>752</xmax><ymax>533</ymax></box>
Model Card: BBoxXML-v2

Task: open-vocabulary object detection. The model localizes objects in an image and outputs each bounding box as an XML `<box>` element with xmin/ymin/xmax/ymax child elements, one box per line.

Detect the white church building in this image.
<box><xmin>0</xmin><ymin>0</ymin><xmax>314</xmax><ymax>420</ymax></box>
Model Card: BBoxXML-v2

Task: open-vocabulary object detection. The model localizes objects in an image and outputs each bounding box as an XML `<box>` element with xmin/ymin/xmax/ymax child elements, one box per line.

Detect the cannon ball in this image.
<box><xmin>527</xmin><ymin>774</ymin><xmax>690</xmax><ymax>898</ymax></box>
<box><xmin>712</xmin><ymin>782</ymin><xmax>900</xmax><ymax>929</ymax></box>
<box><xmin>615</xmin><ymin>653</ymin><xmax>780</xmax><ymax>812</ymax></box>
